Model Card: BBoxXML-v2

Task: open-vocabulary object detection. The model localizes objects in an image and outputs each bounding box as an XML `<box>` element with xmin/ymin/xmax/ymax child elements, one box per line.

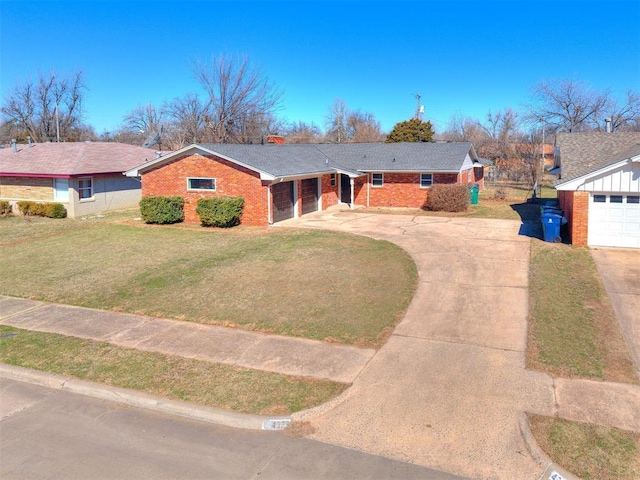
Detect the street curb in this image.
<box><xmin>518</xmin><ymin>413</ymin><xmax>581</xmax><ymax>480</ymax></box>
<box><xmin>0</xmin><ymin>364</ymin><xmax>291</xmax><ymax>431</ymax></box>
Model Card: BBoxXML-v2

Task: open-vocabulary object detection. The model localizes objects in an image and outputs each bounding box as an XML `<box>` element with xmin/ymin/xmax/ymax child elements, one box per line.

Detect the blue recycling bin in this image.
<box><xmin>541</xmin><ymin>212</ymin><xmax>562</xmax><ymax>243</ymax></box>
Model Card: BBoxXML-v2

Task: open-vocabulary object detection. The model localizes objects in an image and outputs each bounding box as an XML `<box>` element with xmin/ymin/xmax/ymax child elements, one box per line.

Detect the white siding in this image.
<box><xmin>579</xmin><ymin>162</ymin><xmax>640</xmax><ymax>192</ymax></box>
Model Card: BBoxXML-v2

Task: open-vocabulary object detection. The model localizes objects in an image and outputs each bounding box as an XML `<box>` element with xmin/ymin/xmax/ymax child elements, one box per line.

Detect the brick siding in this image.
<box><xmin>365</xmin><ymin>172</ymin><xmax>460</xmax><ymax>208</ymax></box>
<box><xmin>558</xmin><ymin>190</ymin><xmax>589</xmax><ymax>246</ymax></box>
<box><xmin>0</xmin><ymin>177</ymin><xmax>53</xmax><ymax>201</ymax></box>
<box><xmin>141</xmin><ymin>153</ymin><xmax>269</xmax><ymax>225</ymax></box>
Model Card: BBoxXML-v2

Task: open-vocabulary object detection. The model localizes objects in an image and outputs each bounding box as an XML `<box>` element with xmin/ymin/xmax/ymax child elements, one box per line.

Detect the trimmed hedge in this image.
<box><xmin>139</xmin><ymin>196</ymin><xmax>185</xmax><ymax>224</ymax></box>
<box><xmin>0</xmin><ymin>200</ymin><xmax>11</xmax><ymax>215</ymax></box>
<box><xmin>426</xmin><ymin>184</ymin><xmax>470</xmax><ymax>212</ymax></box>
<box><xmin>16</xmin><ymin>201</ymin><xmax>67</xmax><ymax>218</ymax></box>
<box><xmin>196</xmin><ymin>196</ymin><xmax>244</xmax><ymax>228</ymax></box>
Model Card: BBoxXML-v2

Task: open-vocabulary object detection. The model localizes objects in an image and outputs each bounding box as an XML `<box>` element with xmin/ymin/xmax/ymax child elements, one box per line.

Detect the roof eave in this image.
<box><xmin>125</xmin><ymin>144</ymin><xmax>277</xmax><ymax>180</ymax></box>
<box><xmin>555</xmin><ymin>154</ymin><xmax>640</xmax><ymax>190</ymax></box>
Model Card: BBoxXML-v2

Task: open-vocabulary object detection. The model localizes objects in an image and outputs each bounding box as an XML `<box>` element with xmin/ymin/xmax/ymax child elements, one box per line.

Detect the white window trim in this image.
<box><xmin>330</xmin><ymin>173</ymin><xmax>336</xmax><ymax>187</ymax></box>
<box><xmin>78</xmin><ymin>176</ymin><xmax>94</xmax><ymax>201</ymax></box>
<box><xmin>187</xmin><ymin>177</ymin><xmax>217</xmax><ymax>191</ymax></box>
<box><xmin>372</xmin><ymin>173</ymin><xmax>384</xmax><ymax>188</ymax></box>
<box><xmin>420</xmin><ymin>173</ymin><xmax>433</xmax><ymax>189</ymax></box>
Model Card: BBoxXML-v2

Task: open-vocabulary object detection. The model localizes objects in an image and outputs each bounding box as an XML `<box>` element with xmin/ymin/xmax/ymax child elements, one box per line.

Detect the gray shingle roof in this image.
<box><xmin>200</xmin><ymin>142</ymin><xmax>474</xmax><ymax>177</ymax></box>
<box><xmin>555</xmin><ymin>132</ymin><xmax>640</xmax><ymax>184</ymax></box>
<box><xmin>0</xmin><ymin>142</ymin><xmax>157</xmax><ymax>176</ymax></box>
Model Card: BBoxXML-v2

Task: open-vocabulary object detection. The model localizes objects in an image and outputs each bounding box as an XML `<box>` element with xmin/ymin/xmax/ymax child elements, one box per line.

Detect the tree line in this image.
<box><xmin>2</xmin><ymin>54</ymin><xmax>638</xmax><ymax>155</ymax></box>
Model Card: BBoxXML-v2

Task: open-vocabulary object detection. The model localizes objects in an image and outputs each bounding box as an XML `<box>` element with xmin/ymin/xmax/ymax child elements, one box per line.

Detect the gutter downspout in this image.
<box><xmin>366</xmin><ymin>173</ymin><xmax>370</xmax><ymax>207</ymax></box>
<box><xmin>350</xmin><ymin>177</ymin><xmax>355</xmax><ymax>208</ymax></box>
<box><xmin>267</xmin><ymin>183</ymin><xmax>272</xmax><ymax>225</ymax></box>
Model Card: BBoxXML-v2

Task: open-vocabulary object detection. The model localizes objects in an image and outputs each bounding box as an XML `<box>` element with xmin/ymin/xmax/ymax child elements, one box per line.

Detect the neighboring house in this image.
<box><xmin>125</xmin><ymin>142</ymin><xmax>485</xmax><ymax>226</ymax></box>
<box><xmin>0</xmin><ymin>141</ymin><xmax>156</xmax><ymax>218</ymax></box>
<box><xmin>553</xmin><ymin>132</ymin><xmax>640</xmax><ymax>248</ymax></box>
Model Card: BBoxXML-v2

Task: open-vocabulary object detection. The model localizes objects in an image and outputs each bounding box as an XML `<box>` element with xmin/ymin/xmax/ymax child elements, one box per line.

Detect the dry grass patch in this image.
<box><xmin>529</xmin><ymin>414</ymin><xmax>640</xmax><ymax>480</ymax></box>
<box><xmin>0</xmin><ymin>211</ymin><xmax>416</xmax><ymax>348</ymax></box>
<box><xmin>0</xmin><ymin>326</ymin><xmax>347</xmax><ymax>414</ymax></box>
<box><xmin>527</xmin><ymin>241</ymin><xmax>637</xmax><ymax>383</ymax></box>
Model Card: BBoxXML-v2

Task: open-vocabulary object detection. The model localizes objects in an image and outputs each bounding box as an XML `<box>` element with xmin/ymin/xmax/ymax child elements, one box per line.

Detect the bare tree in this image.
<box><xmin>526</xmin><ymin>79</ymin><xmax>609</xmax><ymax>132</ymax></box>
<box><xmin>123</xmin><ymin>103</ymin><xmax>164</xmax><ymax>135</ymax></box>
<box><xmin>194</xmin><ymin>54</ymin><xmax>283</xmax><ymax>143</ymax></box>
<box><xmin>284</xmin><ymin>121</ymin><xmax>322</xmax><ymax>143</ymax></box>
<box><xmin>324</xmin><ymin>98</ymin><xmax>349</xmax><ymax>143</ymax></box>
<box><xmin>1</xmin><ymin>71</ymin><xmax>87</xmax><ymax>142</ymax></box>
<box><xmin>163</xmin><ymin>93</ymin><xmax>209</xmax><ymax>148</ymax></box>
<box><xmin>347</xmin><ymin>110</ymin><xmax>385</xmax><ymax>142</ymax></box>
<box><xmin>598</xmin><ymin>90</ymin><xmax>640</xmax><ymax>132</ymax></box>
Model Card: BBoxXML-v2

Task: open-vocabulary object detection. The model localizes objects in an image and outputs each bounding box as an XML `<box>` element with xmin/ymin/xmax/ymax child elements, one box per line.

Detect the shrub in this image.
<box><xmin>0</xmin><ymin>200</ymin><xmax>12</xmax><ymax>215</ymax></box>
<box><xmin>16</xmin><ymin>201</ymin><xmax>67</xmax><ymax>218</ymax></box>
<box><xmin>196</xmin><ymin>196</ymin><xmax>244</xmax><ymax>228</ymax></box>
<box><xmin>17</xmin><ymin>201</ymin><xmax>34</xmax><ymax>215</ymax></box>
<box><xmin>494</xmin><ymin>188</ymin><xmax>507</xmax><ymax>200</ymax></box>
<box><xmin>426</xmin><ymin>184</ymin><xmax>470</xmax><ymax>212</ymax></box>
<box><xmin>44</xmin><ymin>203</ymin><xmax>67</xmax><ymax>218</ymax></box>
<box><xmin>139</xmin><ymin>196</ymin><xmax>185</xmax><ymax>224</ymax></box>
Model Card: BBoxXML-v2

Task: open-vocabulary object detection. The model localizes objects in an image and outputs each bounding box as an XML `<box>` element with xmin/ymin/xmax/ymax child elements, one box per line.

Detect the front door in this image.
<box><xmin>340</xmin><ymin>174</ymin><xmax>351</xmax><ymax>204</ymax></box>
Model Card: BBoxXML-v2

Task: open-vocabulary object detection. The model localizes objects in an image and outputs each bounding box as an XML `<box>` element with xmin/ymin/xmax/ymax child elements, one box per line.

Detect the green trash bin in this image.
<box><xmin>469</xmin><ymin>183</ymin><xmax>479</xmax><ymax>205</ymax></box>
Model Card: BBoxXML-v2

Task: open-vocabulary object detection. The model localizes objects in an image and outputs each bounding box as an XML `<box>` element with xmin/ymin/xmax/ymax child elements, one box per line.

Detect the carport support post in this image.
<box><xmin>350</xmin><ymin>177</ymin><xmax>355</xmax><ymax>209</ymax></box>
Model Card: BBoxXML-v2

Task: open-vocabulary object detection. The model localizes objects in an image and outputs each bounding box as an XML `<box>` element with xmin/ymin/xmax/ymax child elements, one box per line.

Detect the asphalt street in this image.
<box><xmin>0</xmin><ymin>378</ymin><xmax>465</xmax><ymax>480</ymax></box>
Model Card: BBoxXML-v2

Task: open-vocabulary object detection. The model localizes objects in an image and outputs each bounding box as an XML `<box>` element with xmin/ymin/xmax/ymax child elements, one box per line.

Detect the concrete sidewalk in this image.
<box><xmin>0</xmin><ymin>296</ymin><xmax>373</xmax><ymax>384</ymax></box>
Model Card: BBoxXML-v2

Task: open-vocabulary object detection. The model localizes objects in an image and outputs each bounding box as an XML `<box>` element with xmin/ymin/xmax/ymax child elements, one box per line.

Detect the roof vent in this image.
<box><xmin>605</xmin><ymin>117</ymin><xmax>612</xmax><ymax>133</ymax></box>
<box><xmin>27</xmin><ymin>136</ymin><xmax>33</xmax><ymax>147</ymax></box>
<box><xmin>11</xmin><ymin>139</ymin><xmax>17</xmax><ymax>153</ymax></box>
<box><xmin>155</xmin><ymin>151</ymin><xmax>162</xmax><ymax>159</ymax></box>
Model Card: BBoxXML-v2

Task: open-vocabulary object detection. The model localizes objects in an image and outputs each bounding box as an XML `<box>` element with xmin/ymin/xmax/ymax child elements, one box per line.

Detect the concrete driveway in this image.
<box><xmin>591</xmin><ymin>247</ymin><xmax>640</xmax><ymax>380</ymax></box>
<box><xmin>283</xmin><ymin>212</ymin><xmax>558</xmax><ymax>480</ymax></box>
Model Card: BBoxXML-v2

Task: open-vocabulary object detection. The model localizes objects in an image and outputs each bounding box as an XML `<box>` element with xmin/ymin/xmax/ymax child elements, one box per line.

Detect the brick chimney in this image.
<box><xmin>265</xmin><ymin>135</ymin><xmax>285</xmax><ymax>145</ymax></box>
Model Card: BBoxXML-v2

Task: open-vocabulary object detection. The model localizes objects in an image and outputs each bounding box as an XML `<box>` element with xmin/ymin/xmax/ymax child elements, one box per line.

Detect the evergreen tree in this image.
<box><xmin>386</xmin><ymin>118</ymin><xmax>434</xmax><ymax>143</ymax></box>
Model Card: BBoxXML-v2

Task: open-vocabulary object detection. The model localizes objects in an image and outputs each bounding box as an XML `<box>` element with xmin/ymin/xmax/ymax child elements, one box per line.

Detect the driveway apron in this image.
<box><xmin>283</xmin><ymin>212</ymin><xmax>556</xmax><ymax>480</ymax></box>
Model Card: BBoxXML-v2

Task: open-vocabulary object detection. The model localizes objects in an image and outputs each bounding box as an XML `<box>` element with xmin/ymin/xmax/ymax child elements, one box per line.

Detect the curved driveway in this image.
<box><xmin>284</xmin><ymin>211</ymin><xmax>556</xmax><ymax>479</ymax></box>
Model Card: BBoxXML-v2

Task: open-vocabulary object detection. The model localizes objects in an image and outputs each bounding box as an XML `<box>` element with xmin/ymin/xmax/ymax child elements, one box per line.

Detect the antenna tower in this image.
<box><xmin>414</xmin><ymin>93</ymin><xmax>425</xmax><ymax>120</ymax></box>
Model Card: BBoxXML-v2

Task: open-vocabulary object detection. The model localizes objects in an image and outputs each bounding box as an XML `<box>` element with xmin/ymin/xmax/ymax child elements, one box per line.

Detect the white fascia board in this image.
<box><xmin>555</xmin><ymin>154</ymin><xmax>640</xmax><ymax>191</ymax></box>
<box><xmin>124</xmin><ymin>144</ymin><xmax>276</xmax><ymax>181</ymax></box>
<box><xmin>361</xmin><ymin>169</ymin><xmax>460</xmax><ymax>174</ymax></box>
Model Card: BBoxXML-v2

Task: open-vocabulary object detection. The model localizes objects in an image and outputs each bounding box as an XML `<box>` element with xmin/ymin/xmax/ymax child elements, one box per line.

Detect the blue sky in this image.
<box><xmin>1</xmin><ymin>0</ymin><xmax>639</xmax><ymax>135</ymax></box>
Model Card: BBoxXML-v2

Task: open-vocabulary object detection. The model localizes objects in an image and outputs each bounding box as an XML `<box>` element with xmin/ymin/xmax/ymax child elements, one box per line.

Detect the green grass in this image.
<box><xmin>527</xmin><ymin>241</ymin><xmax>637</xmax><ymax>383</ymax></box>
<box><xmin>0</xmin><ymin>211</ymin><xmax>417</xmax><ymax>348</ymax></box>
<box><xmin>529</xmin><ymin>414</ymin><xmax>640</xmax><ymax>480</ymax></box>
<box><xmin>0</xmin><ymin>325</ymin><xmax>347</xmax><ymax>415</ymax></box>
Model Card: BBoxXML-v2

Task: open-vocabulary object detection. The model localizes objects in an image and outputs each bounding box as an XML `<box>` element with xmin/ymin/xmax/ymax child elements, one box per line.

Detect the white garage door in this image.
<box><xmin>588</xmin><ymin>193</ymin><xmax>640</xmax><ymax>248</ymax></box>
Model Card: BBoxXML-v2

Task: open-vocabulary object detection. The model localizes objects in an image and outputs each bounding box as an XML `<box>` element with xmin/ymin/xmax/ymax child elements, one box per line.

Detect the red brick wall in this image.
<box><xmin>365</xmin><ymin>172</ymin><xmax>461</xmax><ymax>208</ymax></box>
<box><xmin>141</xmin><ymin>153</ymin><xmax>269</xmax><ymax>225</ymax></box>
<box><xmin>321</xmin><ymin>174</ymin><xmax>339</xmax><ymax>208</ymax></box>
<box><xmin>558</xmin><ymin>190</ymin><xmax>589</xmax><ymax>246</ymax></box>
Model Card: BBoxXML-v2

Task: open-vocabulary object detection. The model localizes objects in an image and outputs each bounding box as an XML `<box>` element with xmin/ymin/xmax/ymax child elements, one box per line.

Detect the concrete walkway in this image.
<box><xmin>0</xmin><ymin>296</ymin><xmax>373</xmax><ymax>384</ymax></box>
<box><xmin>281</xmin><ymin>211</ymin><xmax>640</xmax><ymax>480</ymax></box>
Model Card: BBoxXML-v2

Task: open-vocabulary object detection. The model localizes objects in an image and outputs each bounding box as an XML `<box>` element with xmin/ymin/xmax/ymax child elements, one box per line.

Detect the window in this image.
<box><xmin>187</xmin><ymin>177</ymin><xmax>216</xmax><ymax>191</ymax></box>
<box><xmin>330</xmin><ymin>173</ymin><xmax>336</xmax><ymax>187</ymax></box>
<box><xmin>78</xmin><ymin>177</ymin><xmax>93</xmax><ymax>200</ymax></box>
<box><xmin>627</xmin><ymin>196</ymin><xmax>640</xmax><ymax>204</ymax></box>
<box><xmin>372</xmin><ymin>173</ymin><xmax>384</xmax><ymax>187</ymax></box>
<box><xmin>420</xmin><ymin>173</ymin><xmax>433</xmax><ymax>188</ymax></box>
<box><xmin>610</xmin><ymin>195</ymin><xmax>623</xmax><ymax>203</ymax></box>
<box><xmin>593</xmin><ymin>195</ymin><xmax>606</xmax><ymax>203</ymax></box>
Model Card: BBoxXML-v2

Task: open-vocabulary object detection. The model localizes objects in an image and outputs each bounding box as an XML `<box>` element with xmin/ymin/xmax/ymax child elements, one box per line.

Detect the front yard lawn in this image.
<box><xmin>0</xmin><ymin>212</ymin><xmax>417</xmax><ymax>348</ymax></box>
